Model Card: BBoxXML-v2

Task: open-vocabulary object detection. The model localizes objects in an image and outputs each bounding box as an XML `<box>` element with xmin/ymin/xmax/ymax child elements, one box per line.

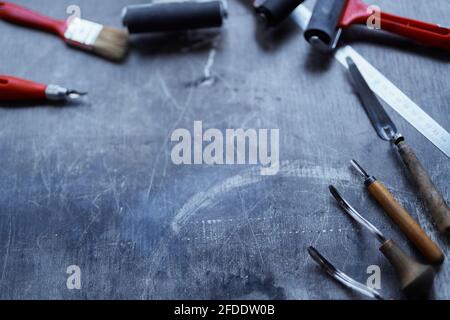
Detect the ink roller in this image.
<box><xmin>254</xmin><ymin>0</ymin><xmax>305</xmax><ymax>27</ymax></box>
<box><xmin>122</xmin><ymin>1</ymin><xmax>227</xmax><ymax>34</ymax></box>
<box><xmin>329</xmin><ymin>186</ymin><xmax>435</xmax><ymax>299</ymax></box>
<box><xmin>304</xmin><ymin>0</ymin><xmax>450</xmax><ymax>52</ymax></box>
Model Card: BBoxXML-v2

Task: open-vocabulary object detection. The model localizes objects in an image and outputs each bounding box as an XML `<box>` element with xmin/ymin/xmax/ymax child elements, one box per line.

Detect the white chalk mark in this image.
<box><xmin>200</xmin><ymin>48</ymin><xmax>217</xmax><ymax>87</ymax></box>
<box><xmin>171</xmin><ymin>161</ymin><xmax>352</xmax><ymax>233</ymax></box>
<box><xmin>204</xmin><ymin>49</ymin><xmax>216</xmax><ymax>79</ymax></box>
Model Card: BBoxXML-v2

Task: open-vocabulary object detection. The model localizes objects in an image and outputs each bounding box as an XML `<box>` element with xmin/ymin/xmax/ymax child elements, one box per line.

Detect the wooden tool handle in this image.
<box><xmin>396</xmin><ymin>140</ymin><xmax>450</xmax><ymax>237</ymax></box>
<box><xmin>0</xmin><ymin>2</ymin><xmax>66</xmax><ymax>37</ymax></box>
<box><xmin>368</xmin><ymin>180</ymin><xmax>444</xmax><ymax>264</ymax></box>
<box><xmin>380</xmin><ymin>240</ymin><xmax>435</xmax><ymax>298</ymax></box>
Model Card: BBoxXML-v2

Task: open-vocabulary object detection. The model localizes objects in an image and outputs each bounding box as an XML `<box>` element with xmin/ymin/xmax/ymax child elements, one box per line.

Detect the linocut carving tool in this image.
<box><xmin>254</xmin><ymin>0</ymin><xmax>305</xmax><ymax>27</ymax></box>
<box><xmin>304</xmin><ymin>0</ymin><xmax>450</xmax><ymax>52</ymax></box>
<box><xmin>0</xmin><ymin>75</ymin><xmax>86</xmax><ymax>102</ymax></box>
<box><xmin>308</xmin><ymin>246</ymin><xmax>384</xmax><ymax>300</ymax></box>
<box><xmin>329</xmin><ymin>185</ymin><xmax>435</xmax><ymax>299</ymax></box>
<box><xmin>122</xmin><ymin>1</ymin><xmax>227</xmax><ymax>34</ymax></box>
<box><xmin>346</xmin><ymin>56</ymin><xmax>450</xmax><ymax>238</ymax></box>
<box><xmin>350</xmin><ymin>160</ymin><xmax>444</xmax><ymax>265</ymax></box>
<box><xmin>0</xmin><ymin>2</ymin><xmax>129</xmax><ymax>61</ymax></box>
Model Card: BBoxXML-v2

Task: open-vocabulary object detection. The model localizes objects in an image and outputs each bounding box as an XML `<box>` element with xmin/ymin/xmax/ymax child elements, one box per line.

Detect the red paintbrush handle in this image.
<box><xmin>0</xmin><ymin>75</ymin><xmax>47</xmax><ymax>101</ymax></box>
<box><xmin>0</xmin><ymin>2</ymin><xmax>66</xmax><ymax>37</ymax></box>
<box><xmin>339</xmin><ymin>0</ymin><xmax>450</xmax><ymax>51</ymax></box>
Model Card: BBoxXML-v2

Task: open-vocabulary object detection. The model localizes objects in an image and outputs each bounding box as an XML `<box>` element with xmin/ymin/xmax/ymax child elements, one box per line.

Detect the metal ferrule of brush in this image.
<box><xmin>64</xmin><ymin>17</ymin><xmax>104</xmax><ymax>48</ymax></box>
<box><xmin>304</xmin><ymin>0</ymin><xmax>346</xmax><ymax>52</ymax></box>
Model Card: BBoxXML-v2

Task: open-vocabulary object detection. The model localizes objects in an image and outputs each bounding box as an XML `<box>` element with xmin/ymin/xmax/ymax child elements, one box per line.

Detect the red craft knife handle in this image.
<box><xmin>339</xmin><ymin>0</ymin><xmax>450</xmax><ymax>51</ymax></box>
<box><xmin>0</xmin><ymin>75</ymin><xmax>47</xmax><ymax>101</ymax></box>
<box><xmin>0</xmin><ymin>2</ymin><xmax>66</xmax><ymax>37</ymax></box>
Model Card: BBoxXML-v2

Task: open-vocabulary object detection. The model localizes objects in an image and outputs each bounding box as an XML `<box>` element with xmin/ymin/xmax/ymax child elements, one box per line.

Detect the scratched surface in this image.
<box><xmin>0</xmin><ymin>0</ymin><xmax>449</xmax><ymax>300</ymax></box>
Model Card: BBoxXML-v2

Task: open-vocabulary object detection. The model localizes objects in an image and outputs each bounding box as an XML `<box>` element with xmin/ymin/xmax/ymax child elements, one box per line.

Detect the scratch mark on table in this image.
<box><xmin>0</xmin><ymin>213</ymin><xmax>12</xmax><ymax>289</ymax></box>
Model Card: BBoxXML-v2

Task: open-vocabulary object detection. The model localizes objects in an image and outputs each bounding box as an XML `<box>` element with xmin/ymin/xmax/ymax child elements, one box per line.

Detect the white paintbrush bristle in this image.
<box><xmin>64</xmin><ymin>17</ymin><xmax>129</xmax><ymax>61</ymax></box>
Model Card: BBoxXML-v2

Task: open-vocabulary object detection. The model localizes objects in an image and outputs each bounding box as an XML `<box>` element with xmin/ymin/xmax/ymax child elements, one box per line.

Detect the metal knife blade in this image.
<box><xmin>346</xmin><ymin>57</ymin><xmax>397</xmax><ymax>141</ymax></box>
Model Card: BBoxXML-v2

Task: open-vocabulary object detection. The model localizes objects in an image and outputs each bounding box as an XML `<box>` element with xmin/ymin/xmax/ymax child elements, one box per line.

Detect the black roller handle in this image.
<box><xmin>255</xmin><ymin>0</ymin><xmax>305</xmax><ymax>27</ymax></box>
<box><xmin>122</xmin><ymin>1</ymin><xmax>227</xmax><ymax>34</ymax></box>
<box><xmin>304</xmin><ymin>0</ymin><xmax>346</xmax><ymax>46</ymax></box>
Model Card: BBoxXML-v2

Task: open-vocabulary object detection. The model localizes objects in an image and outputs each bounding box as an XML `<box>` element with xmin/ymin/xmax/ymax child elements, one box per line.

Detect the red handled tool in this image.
<box><xmin>305</xmin><ymin>0</ymin><xmax>450</xmax><ymax>52</ymax></box>
<box><xmin>0</xmin><ymin>75</ymin><xmax>86</xmax><ymax>102</ymax></box>
<box><xmin>0</xmin><ymin>2</ymin><xmax>129</xmax><ymax>61</ymax></box>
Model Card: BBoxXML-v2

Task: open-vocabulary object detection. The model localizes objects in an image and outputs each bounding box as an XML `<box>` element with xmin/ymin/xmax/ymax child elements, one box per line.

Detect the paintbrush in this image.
<box><xmin>0</xmin><ymin>2</ymin><xmax>129</xmax><ymax>61</ymax></box>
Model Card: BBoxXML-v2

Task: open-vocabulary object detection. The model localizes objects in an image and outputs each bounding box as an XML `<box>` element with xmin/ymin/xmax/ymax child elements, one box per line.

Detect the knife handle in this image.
<box><xmin>395</xmin><ymin>139</ymin><xmax>450</xmax><ymax>237</ymax></box>
<box><xmin>367</xmin><ymin>180</ymin><xmax>444</xmax><ymax>264</ymax></box>
<box><xmin>0</xmin><ymin>75</ymin><xmax>47</xmax><ymax>101</ymax></box>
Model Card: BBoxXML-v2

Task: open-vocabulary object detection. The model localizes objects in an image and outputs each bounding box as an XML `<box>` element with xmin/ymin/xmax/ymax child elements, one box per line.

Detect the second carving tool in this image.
<box><xmin>0</xmin><ymin>2</ymin><xmax>129</xmax><ymax>61</ymax></box>
<box><xmin>346</xmin><ymin>56</ymin><xmax>450</xmax><ymax>239</ymax></box>
<box><xmin>0</xmin><ymin>75</ymin><xmax>86</xmax><ymax>102</ymax></box>
<box><xmin>329</xmin><ymin>186</ymin><xmax>435</xmax><ymax>299</ymax></box>
<box><xmin>350</xmin><ymin>160</ymin><xmax>444</xmax><ymax>265</ymax></box>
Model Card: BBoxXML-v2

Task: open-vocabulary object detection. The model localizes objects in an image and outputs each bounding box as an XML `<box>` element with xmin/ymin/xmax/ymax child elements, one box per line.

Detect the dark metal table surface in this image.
<box><xmin>0</xmin><ymin>0</ymin><xmax>449</xmax><ymax>300</ymax></box>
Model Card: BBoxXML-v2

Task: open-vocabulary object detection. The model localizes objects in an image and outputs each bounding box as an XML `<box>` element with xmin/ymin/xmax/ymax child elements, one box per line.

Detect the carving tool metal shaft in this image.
<box><xmin>308</xmin><ymin>246</ymin><xmax>384</xmax><ymax>300</ymax></box>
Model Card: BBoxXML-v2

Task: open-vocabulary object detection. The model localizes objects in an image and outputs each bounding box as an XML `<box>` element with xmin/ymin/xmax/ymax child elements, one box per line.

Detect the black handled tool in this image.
<box><xmin>308</xmin><ymin>246</ymin><xmax>384</xmax><ymax>300</ymax></box>
<box><xmin>346</xmin><ymin>57</ymin><xmax>450</xmax><ymax>238</ymax></box>
<box><xmin>329</xmin><ymin>186</ymin><xmax>435</xmax><ymax>299</ymax></box>
<box><xmin>122</xmin><ymin>1</ymin><xmax>227</xmax><ymax>34</ymax></box>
